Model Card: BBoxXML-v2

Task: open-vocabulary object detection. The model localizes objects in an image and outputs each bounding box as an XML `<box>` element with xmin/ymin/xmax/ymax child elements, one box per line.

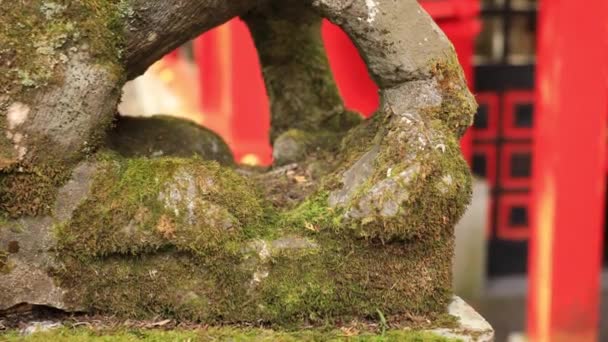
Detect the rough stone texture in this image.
<box><xmin>244</xmin><ymin>0</ymin><xmax>360</xmax><ymax>141</ymax></box>
<box><xmin>433</xmin><ymin>297</ymin><xmax>495</xmax><ymax>342</ymax></box>
<box><xmin>0</xmin><ymin>0</ymin><xmax>478</xmax><ymax>328</ymax></box>
<box><xmin>271</xmin><ymin>129</ymin><xmax>347</xmax><ymax>166</ymax></box>
<box><xmin>0</xmin><ymin>156</ymin><xmax>455</xmax><ymax>323</ymax></box>
<box><xmin>272</xmin><ymin>132</ymin><xmax>310</xmax><ymax>166</ymax></box>
<box><xmin>125</xmin><ymin>0</ymin><xmax>267</xmax><ymax>79</ymax></box>
<box><xmin>328</xmin><ymin>144</ymin><xmax>380</xmax><ymax>207</ymax></box>
<box><xmin>0</xmin><ymin>1</ymin><xmax>126</xmax><ymax>171</ymax></box>
<box><xmin>105</xmin><ymin>115</ymin><xmax>234</xmax><ymax>164</ymax></box>
<box><xmin>0</xmin><ymin>162</ymin><xmax>97</xmax><ymax>311</ymax></box>
<box><xmin>311</xmin><ymin>0</ymin><xmax>454</xmax><ymax>87</ymax></box>
<box><xmin>0</xmin><ymin>52</ymin><xmax>120</xmax><ymax>169</ymax></box>
<box><xmin>12</xmin><ymin>53</ymin><xmax>121</xmax><ymax>167</ymax></box>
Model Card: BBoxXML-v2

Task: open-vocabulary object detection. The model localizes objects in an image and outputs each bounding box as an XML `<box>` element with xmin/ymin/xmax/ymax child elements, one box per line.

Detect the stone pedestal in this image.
<box><xmin>434</xmin><ymin>297</ymin><xmax>494</xmax><ymax>342</ymax></box>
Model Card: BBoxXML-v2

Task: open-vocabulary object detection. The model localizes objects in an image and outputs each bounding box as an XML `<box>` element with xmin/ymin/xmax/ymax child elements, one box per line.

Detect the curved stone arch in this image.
<box><xmin>312</xmin><ymin>0</ymin><xmax>454</xmax><ymax>86</ymax></box>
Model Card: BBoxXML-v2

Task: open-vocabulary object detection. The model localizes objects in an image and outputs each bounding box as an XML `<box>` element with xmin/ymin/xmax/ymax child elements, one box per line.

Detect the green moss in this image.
<box><xmin>315</xmin><ymin>66</ymin><xmax>472</xmax><ymax>242</ymax></box>
<box><xmin>279</xmin><ymin>191</ymin><xmax>341</xmax><ymax>233</ymax></box>
<box><xmin>55</xmin><ymin>154</ymin><xmax>268</xmax><ymax>258</ymax></box>
<box><xmin>55</xmin><ymin>252</ymin><xmax>251</xmax><ymax>320</ymax></box>
<box><xmin>425</xmin><ymin>55</ymin><xmax>478</xmax><ymax>137</ymax></box>
<box><xmin>251</xmin><ymin>234</ymin><xmax>455</xmax><ymax>326</ymax></box>
<box><xmin>0</xmin><ymin>161</ymin><xmax>70</xmax><ymax>218</ymax></box>
<box><xmin>342</xmin><ymin>127</ymin><xmax>471</xmax><ymax>242</ymax></box>
<box><xmin>54</xmin><ymin>231</ymin><xmax>458</xmax><ymax>324</ymax></box>
<box><xmin>244</xmin><ymin>1</ymin><xmax>362</xmax><ymax>141</ymax></box>
<box><xmin>0</xmin><ymin>0</ymin><xmax>130</xmax><ymax>216</ymax></box>
<box><xmin>1</xmin><ymin>326</ymin><xmax>462</xmax><ymax>342</ymax></box>
<box><xmin>48</xmin><ymin>151</ymin><xmax>456</xmax><ymax>323</ymax></box>
<box><xmin>0</xmin><ymin>0</ymin><xmax>127</xmax><ymax>95</ymax></box>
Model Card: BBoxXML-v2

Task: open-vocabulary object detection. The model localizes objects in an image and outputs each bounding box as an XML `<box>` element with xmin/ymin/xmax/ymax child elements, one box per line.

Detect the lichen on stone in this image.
<box><xmin>0</xmin><ymin>0</ymin><xmax>131</xmax><ymax>217</ymax></box>
<box><xmin>425</xmin><ymin>54</ymin><xmax>478</xmax><ymax>137</ymax></box>
<box><xmin>54</xmin><ymin>154</ymin><xmax>267</xmax><ymax>258</ymax></box>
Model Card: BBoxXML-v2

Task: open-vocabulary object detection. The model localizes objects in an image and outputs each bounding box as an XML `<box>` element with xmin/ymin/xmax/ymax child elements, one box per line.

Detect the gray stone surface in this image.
<box><xmin>2</xmin><ymin>52</ymin><xmax>119</xmax><ymax>167</ymax></box>
<box><xmin>272</xmin><ymin>133</ymin><xmax>309</xmax><ymax>166</ymax></box>
<box><xmin>0</xmin><ymin>162</ymin><xmax>97</xmax><ymax>311</ymax></box>
<box><xmin>433</xmin><ymin>296</ymin><xmax>495</xmax><ymax>342</ymax></box>
<box><xmin>106</xmin><ymin>115</ymin><xmax>234</xmax><ymax>165</ymax></box>
<box><xmin>328</xmin><ymin>144</ymin><xmax>380</xmax><ymax>208</ymax></box>
<box><xmin>312</xmin><ymin>0</ymin><xmax>454</xmax><ymax>86</ymax></box>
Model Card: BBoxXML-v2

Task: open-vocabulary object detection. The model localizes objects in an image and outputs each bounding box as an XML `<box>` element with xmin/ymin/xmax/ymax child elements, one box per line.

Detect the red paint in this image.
<box><xmin>322</xmin><ymin>21</ymin><xmax>379</xmax><ymax>118</ymax></box>
<box><xmin>497</xmin><ymin>193</ymin><xmax>531</xmax><ymax>241</ymax></box>
<box><xmin>527</xmin><ymin>0</ymin><xmax>608</xmax><ymax>340</ymax></box>
<box><xmin>193</xmin><ymin>19</ymin><xmax>272</xmax><ymax>165</ymax></box>
<box><xmin>473</xmin><ymin>93</ymin><xmax>500</xmax><ymax>140</ymax></box>
<box><xmin>163</xmin><ymin>49</ymin><xmax>180</xmax><ymax>64</ymax></box>
<box><xmin>420</xmin><ymin>0</ymin><xmax>479</xmax><ymax>20</ymax></box>
<box><xmin>499</xmin><ymin>143</ymin><xmax>532</xmax><ymax>189</ymax></box>
<box><xmin>502</xmin><ymin>91</ymin><xmax>535</xmax><ymax>140</ymax></box>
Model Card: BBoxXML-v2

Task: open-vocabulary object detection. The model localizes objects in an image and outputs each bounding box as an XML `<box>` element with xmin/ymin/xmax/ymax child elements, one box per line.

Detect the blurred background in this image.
<box><xmin>118</xmin><ymin>1</ymin><xmax>608</xmax><ymax>341</ymax></box>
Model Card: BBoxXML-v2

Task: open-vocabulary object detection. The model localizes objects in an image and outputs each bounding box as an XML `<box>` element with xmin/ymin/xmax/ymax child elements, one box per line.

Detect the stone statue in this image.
<box><xmin>0</xmin><ymin>0</ymin><xmax>477</xmax><ymax>329</ymax></box>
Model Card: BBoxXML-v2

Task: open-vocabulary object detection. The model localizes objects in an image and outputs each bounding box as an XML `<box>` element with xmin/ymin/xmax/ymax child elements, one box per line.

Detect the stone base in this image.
<box><xmin>10</xmin><ymin>296</ymin><xmax>494</xmax><ymax>341</ymax></box>
<box><xmin>432</xmin><ymin>296</ymin><xmax>494</xmax><ymax>342</ymax></box>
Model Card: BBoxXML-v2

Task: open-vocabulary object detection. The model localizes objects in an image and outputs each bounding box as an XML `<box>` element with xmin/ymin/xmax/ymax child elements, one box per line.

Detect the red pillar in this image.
<box><xmin>322</xmin><ymin>21</ymin><xmax>379</xmax><ymax>118</ymax></box>
<box><xmin>193</xmin><ymin>19</ymin><xmax>272</xmax><ymax>165</ymax></box>
<box><xmin>527</xmin><ymin>1</ymin><xmax>608</xmax><ymax>341</ymax></box>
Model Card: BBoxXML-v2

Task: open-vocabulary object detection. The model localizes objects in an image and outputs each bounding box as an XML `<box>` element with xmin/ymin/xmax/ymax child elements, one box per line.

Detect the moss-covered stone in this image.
<box><xmin>0</xmin><ymin>0</ymin><xmax>127</xmax><ymax>95</ymax></box>
<box><xmin>0</xmin><ymin>160</ymin><xmax>70</xmax><ymax>218</ymax></box>
<box><xmin>340</xmin><ymin>122</ymin><xmax>472</xmax><ymax>242</ymax></box>
<box><xmin>425</xmin><ymin>55</ymin><xmax>478</xmax><ymax>137</ymax></box>
<box><xmin>54</xmin><ymin>154</ymin><xmax>266</xmax><ymax>258</ymax></box>
<box><xmin>244</xmin><ymin>0</ymin><xmax>362</xmax><ymax>142</ymax></box>
<box><xmin>0</xmin><ymin>0</ymin><xmax>130</xmax><ymax>217</ymax></box>
<box><xmin>34</xmin><ymin>152</ymin><xmax>455</xmax><ymax>325</ymax></box>
<box><xmin>0</xmin><ymin>0</ymin><xmax>477</xmax><ymax>332</ymax></box>
<box><xmin>105</xmin><ymin>115</ymin><xmax>234</xmax><ymax>165</ymax></box>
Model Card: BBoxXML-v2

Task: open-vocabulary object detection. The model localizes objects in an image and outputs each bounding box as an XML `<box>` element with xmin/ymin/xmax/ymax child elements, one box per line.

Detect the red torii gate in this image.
<box><xmin>527</xmin><ymin>0</ymin><xmax>608</xmax><ymax>341</ymax></box>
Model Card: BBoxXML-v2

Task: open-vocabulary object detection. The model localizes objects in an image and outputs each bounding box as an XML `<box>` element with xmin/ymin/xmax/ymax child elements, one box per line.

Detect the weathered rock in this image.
<box><xmin>1</xmin><ymin>155</ymin><xmax>454</xmax><ymax>325</ymax></box>
<box><xmin>0</xmin><ymin>2</ymin><xmax>125</xmax><ymax>170</ymax></box>
<box><xmin>1</xmin><ymin>0</ymin><xmax>477</xmax><ymax>329</ymax></box>
<box><xmin>312</xmin><ymin>0</ymin><xmax>453</xmax><ymax>87</ymax></box>
<box><xmin>272</xmin><ymin>129</ymin><xmax>346</xmax><ymax>166</ymax></box>
<box><xmin>105</xmin><ymin>115</ymin><xmax>234</xmax><ymax>164</ymax></box>
<box><xmin>0</xmin><ymin>162</ymin><xmax>97</xmax><ymax>311</ymax></box>
<box><xmin>0</xmin><ymin>0</ymin><xmax>263</xmax><ymax>212</ymax></box>
<box><xmin>310</xmin><ymin>0</ymin><xmax>476</xmax><ymax>241</ymax></box>
<box><xmin>244</xmin><ymin>1</ymin><xmax>362</xmax><ymax>141</ymax></box>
